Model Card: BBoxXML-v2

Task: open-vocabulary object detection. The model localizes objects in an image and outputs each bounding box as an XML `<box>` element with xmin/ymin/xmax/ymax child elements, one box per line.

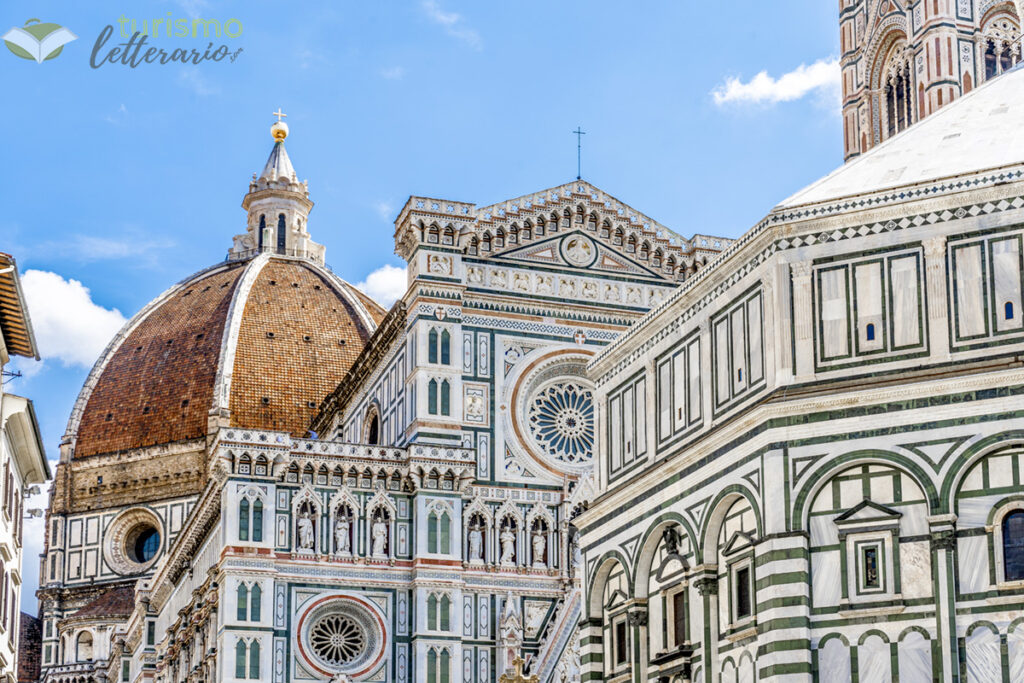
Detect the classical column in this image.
<box><xmin>693</xmin><ymin>570</ymin><xmax>718</xmax><ymax>683</ymax></box>
<box><xmin>628</xmin><ymin>604</ymin><xmax>649</xmax><ymax>682</ymax></box>
<box><xmin>929</xmin><ymin>514</ymin><xmax>960</xmax><ymax>683</ymax></box>
<box><xmin>791</xmin><ymin>262</ymin><xmax>815</xmax><ymax>380</ymax></box>
<box><xmin>923</xmin><ymin>236</ymin><xmax>950</xmax><ymax>361</ymax></box>
<box><xmin>579</xmin><ymin>617</ymin><xmax>604</xmax><ymax>683</ymax></box>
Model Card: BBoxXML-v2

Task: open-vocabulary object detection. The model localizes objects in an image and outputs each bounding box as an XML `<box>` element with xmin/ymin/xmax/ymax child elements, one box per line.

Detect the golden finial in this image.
<box><xmin>271</xmin><ymin>108</ymin><xmax>289</xmax><ymax>141</ymax></box>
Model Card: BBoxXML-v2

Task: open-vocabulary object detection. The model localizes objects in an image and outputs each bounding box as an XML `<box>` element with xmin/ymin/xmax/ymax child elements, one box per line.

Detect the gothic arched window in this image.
<box><xmin>252</xmin><ymin>499</ymin><xmax>263</xmax><ymax>542</ymax></box>
<box><xmin>1006</xmin><ymin>302</ymin><xmax>1015</xmax><ymax>320</ymax></box>
<box><xmin>428</xmin><ymin>379</ymin><xmax>438</xmax><ymax>415</ymax></box>
<box><xmin>250</xmin><ymin>584</ymin><xmax>262</xmax><ymax>621</ymax></box>
<box><xmin>276</xmin><ymin>214</ymin><xmax>286</xmax><ymax>254</ymax></box>
<box><xmin>239</xmin><ymin>498</ymin><xmax>250</xmax><ymax>541</ymax></box>
<box><xmin>440</xmin><ymin>330</ymin><xmax>450</xmax><ymax>365</ymax></box>
<box><xmin>1003</xmin><ymin>510</ymin><xmax>1024</xmax><ymax>581</ymax></box>
<box><xmin>237</xmin><ymin>584</ymin><xmax>248</xmax><ymax>621</ymax></box>
<box><xmin>866</xmin><ymin>323</ymin><xmax>876</xmax><ymax>341</ymax></box>
<box><xmin>428</xmin><ymin>329</ymin><xmax>438</xmax><ymax>363</ymax></box>
<box><xmin>367</xmin><ymin>413</ymin><xmax>379</xmax><ymax>445</ymax></box>
<box><xmin>249</xmin><ymin>640</ymin><xmax>260</xmax><ymax>679</ymax></box>
<box><xmin>440</xmin><ymin>380</ymin><xmax>451</xmax><ymax>416</ymax></box>
<box><xmin>235</xmin><ymin>641</ymin><xmax>246</xmax><ymax>678</ymax></box>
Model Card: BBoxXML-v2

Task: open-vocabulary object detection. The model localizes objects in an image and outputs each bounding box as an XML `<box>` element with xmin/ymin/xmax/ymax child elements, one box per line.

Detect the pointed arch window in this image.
<box><xmin>252</xmin><ymin>499</ymin><xmax>263</xmax><ymax>542</ymax></box>
<box><xmin>250</xmin><ymin>584</ymin><xmax>262</xmax><ymax>621</ymax></box>
<box><xmin>428</xmin><ymin>329</ymin><xmax>438</xmax><ymax>363</ymax></box>
<box><xmin>239</xmin><ymin>498</ymin><xmax>250</xmax><ymax>541</ymax></box>
<box><xmin>427</xmin><ymin>649</ymin><xmax>438</xmax><ymax>683</ymax></box>
<box><xmin>276</xmin><ymin>214</ymin><xmax>286</xmax><ymax>254</ymax></box>
<box><xmin>258</xmin><ymin>215</ymin><xmax>266</xmax><ymax>251</ymax></box>
<box><xmin>237</xmin><ymin>584</ymin><xmax>248</xmax><ymax>621</ymax></box>
<box><xmin>428</xmin><ymin>379</ymin><xmax>438</xmax><ymax>415</ymax></box>
<box><xmin>248</xmin><ymin>640</ymin><xmax>260</xmax><ymax>679</ymax></box>
<box><xmin>428</xmin><ymin>512</ymin><xmax>439</xmax><ymax>553</ymax></box>
<box><xmin>427</xmin><ymin>594</ymin><xmax>438</xmax><ymax>630</ymax></box>
<box><xmin>440</xmin><ymin>595</ymin><xmax>451</xmax><ymax>631</ymax></box>
<box><xmin>440</xmin><ymin>380</ymin><xmax>451</xmax><ymax>416</ymax></box>
<box><xmin>440</xmin><ymin>511</ymin><xmax>451</xmax><ymax>554</ymax></box>
<box><xmin>440</xmin><ymin>330</ymin><xmax>451</xmax><ymax>365</ymax></box>
<box><xmin>235</xmin><ymin>641</ymin><xmax>246</xmax><ymax>678</ymax></box>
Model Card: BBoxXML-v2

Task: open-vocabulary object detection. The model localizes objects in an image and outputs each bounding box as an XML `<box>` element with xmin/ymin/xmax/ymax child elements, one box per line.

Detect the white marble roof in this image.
<box><xmin>777</xmin><ymin>65</ymin><xmax>1024</xmax><ymax>210</ymax></box>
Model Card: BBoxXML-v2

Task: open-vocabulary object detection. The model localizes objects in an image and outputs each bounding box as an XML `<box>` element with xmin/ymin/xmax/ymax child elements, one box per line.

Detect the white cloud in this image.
<box><xmin>20</xmin><ymin>270</ymin><xmax>128</xmax><ymax>369</ymax></box>
<box><xmin>355</xmin><ymin>264</ymin><xmax>407</xmax><ymax>308</ymax></box>
<box><xmin>177</xmin><ymin>68</ymin><xmax>220</xmax><ymax>96</ymax></box>
<box><xmin>422</xmin><ymin>0</ymin><xmax>482</xmax><ymax>49</ymax></box>
<box><xmin>375</xmin><ymin>201</ymin><xmax>395</xmax><ymax>221</ymax></box>
<box><xmin>44</xmin><ymin>234</ymin><xmax>174</xmax><ymax>263</ymax></box>
<box><xmin>712</xmin><ymin>58</ymin><xmax>839</xmax><ymax>106</ymax></box>
<box><xmin>105</xmin><ymin>103</ymin><xmax>127</xmax><ymax>125</ymax></box>
<box><xmin>176</xmin><ymin>0</ymin><xmax>210</xmax><ymax>19</ymax></box>
<box><xmin>379</xmin><ymin>66</ymin><xmax>405</xmax><ymax>80</ymax></box>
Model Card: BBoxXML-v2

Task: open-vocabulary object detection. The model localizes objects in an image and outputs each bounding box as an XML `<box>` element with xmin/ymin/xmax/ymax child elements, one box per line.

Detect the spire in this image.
<box><xmin>230</xmin><ymin>112</ymin><xmax>325</xmax><ymax>264</ymax></box>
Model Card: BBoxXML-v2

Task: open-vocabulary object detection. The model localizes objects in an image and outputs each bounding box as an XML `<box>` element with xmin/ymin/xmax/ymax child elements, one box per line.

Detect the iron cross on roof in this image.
<box><xmin>272</xmin><ymin>108</ymin><xmax>287</xmax><ymax>122</ymax></box>
<box><xmin>573</xmin><ymin>126</ymin><xmax>586</xmax><ymax>180</ymax></box>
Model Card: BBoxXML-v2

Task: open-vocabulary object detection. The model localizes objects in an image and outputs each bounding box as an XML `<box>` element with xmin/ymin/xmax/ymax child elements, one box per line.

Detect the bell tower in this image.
<box><xmin>230</xmin><ymin>111</ymin><xmax>326</xmax><ymax>263</ymax></box>
<box><xmin>840</xmin><ymin>0</ymin><xmax>1020</xmax><ymax>162</ymax></box>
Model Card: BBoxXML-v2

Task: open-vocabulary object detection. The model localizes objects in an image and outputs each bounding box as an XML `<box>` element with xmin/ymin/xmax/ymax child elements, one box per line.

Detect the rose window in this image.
<box><xmin>527</xmin><ymin>381</ymin><xmax>595</xmax><ymax>464</ymax></box>
<box><xmin>310</xmin><ymin>614</ymin><xmax>367</xmax><ymax>667</ymax></box>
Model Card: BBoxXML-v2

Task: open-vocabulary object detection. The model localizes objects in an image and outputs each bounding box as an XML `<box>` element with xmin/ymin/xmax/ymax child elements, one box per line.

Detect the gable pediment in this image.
<box><xmin>488</xmin><ymin>230</ymin><xmax>669</xmax><ymax>280</ymax></box>
<box><xmin>722</xmin><ymin>530</ymin><xmax>756</xmax><ymax>556</ymax></box>
<box><xmin>834</xmin><ymin>499</ymin><xmax>902</xmax><ymax>526</ymax></box>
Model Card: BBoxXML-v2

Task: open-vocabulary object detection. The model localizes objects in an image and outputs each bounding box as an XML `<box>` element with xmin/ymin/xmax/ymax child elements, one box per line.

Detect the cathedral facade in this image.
<box><xmin>36</xmin><ymin>117</ymin><xmax>726</xmax><ymax>683</ymax></box>
<box><xmin>840</xmin><ymin>0</ymin><xmax>1020</xmax><ymax>160</ymax></box>
<box><xmin>577</xmin><ymin>62</ymin><xmax>1024</xmax><ymax>682</ymax></box>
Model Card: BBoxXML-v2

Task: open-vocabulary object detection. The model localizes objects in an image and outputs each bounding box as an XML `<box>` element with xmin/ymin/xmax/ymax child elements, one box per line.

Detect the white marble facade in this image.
<box><xmin>579</xmin><ymin>69</ymin><xmax>1024</xmax><ymax>683</ymax></box>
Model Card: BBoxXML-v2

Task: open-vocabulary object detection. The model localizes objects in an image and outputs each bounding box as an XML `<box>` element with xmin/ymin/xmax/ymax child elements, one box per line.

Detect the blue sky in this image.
<box><xmin>3</xmin><ymin>0</ymin><xmax>840</xmax><ymax>608</ymax></box>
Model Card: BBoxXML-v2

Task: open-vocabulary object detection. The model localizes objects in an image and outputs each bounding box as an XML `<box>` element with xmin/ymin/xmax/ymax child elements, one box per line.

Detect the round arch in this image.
<box><xmin>698</xmin><ymin>484</ymin><xmax>763</xmax><ymax>566</ymax></box>
<box><xmin>939</xmin><ymin>430</ymin><xmax>1024</xmax><ymax>513</ymax></box>
<box><xmin>791</xmin><ymin>450</ymin><xmax>938</xmax><ymax>530</ymax></box>
<box><xmin>586</xmin><ymin>550</ymin><xmax>633</xmax><ymax>620</ymax></box>
<box><xmin>633</xmin><ymin>511</ymin><xmax>699</xmax><ymax>600</ymax></box>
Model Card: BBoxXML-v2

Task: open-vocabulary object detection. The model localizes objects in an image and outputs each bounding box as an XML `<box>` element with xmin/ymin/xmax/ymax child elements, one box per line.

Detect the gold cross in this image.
<box><xmin>272</xmin><ymin>108</ymin><xmax>287</xmax><ymax>122</ymax></box>
<box><xmin>499</xmin><ymin>658</ymin><xmax>539</xmax><ymax>683</ymax></box>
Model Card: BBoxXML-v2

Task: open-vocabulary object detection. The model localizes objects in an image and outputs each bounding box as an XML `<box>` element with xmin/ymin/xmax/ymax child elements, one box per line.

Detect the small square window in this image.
<box><xmin>862</xmin><ymin>546</ymin><xmax>880</xmax><ymax>589</ymax></box>
<box><xmin>854</xmin><ymin>539</ymin><xmax>886</xmax><ymax>594</ymax></box>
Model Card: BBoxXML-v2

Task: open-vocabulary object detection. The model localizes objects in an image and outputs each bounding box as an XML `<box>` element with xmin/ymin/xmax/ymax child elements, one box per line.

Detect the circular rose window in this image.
<box><xmin>297</xmin><ymin>594</ymin><xmax>386</xmax><ymax>678</ymax></box>
<box><xmin>505</xmin><ymin>350</ymin><xmax>596</xmax><ymax>478</ymax></box>
<box><xmin>527</xmin><ymin>381</ymin><xmax>595</xmax><ymax>465</ymax></box>
<box><xmin>310</xmin><ymin>614</ymin><xmax>366</xmax><ymax>666</ymax></box>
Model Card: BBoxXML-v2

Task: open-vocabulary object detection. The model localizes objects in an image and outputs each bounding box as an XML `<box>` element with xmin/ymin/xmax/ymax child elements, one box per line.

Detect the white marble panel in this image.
<box><xmin>1008</xmin><ymin>628</ymin><xmax>1024</xmax><ymax>682</ymax></box>
<box><xmin>898</xmin><ymin>631</ymin><xmax>932</xmax><ymax>682</ymax></box>
<box><xmin>958</xmin><ymin>496</ymin><xmax>996</xmax><ymax>528</ymax></box>
<box><xmin>715</xmin><ymin>317</ymin><xmax>731</xmax><ymax>402</ymax></box>
<box><xmin>840</xmin><ymin>479</ymin><xmax>862</xmax><ymax>509</ymax></box>
<box><xmin>812</xmin><ymin>550</ymin><xmax>842</xmax><ymax>607</ymax></box>
<box><xmin>900</xmin><ymin>541</ymin><xmax>933</xmax><ymax>599</ymax></box>
<box><xmin>731</xmin><ymin>307</ymin><xmax>746</xmax><ymax>394</ymax></box>
<box><xmin>901</xmin><ymin>503</ymin><xmax>929</xmax><ymax>536</ymax></box>
<box><xmin>738</xmin><ymin>655</ymin><xmax>755</xmax><ymax>683</ymax></box>
<box><xmin>992</xmin><ymin>236</ymin><xmax>1022</xmax><ymax>332</ymax></box>
<box><xmin>990</xmin><ymin>455</ymin><xmax>1014</xmax><ymax>488</ymax></box>
<box><xmin>855</xmin><ymin>261</ymin><xmax>884</xmax><ymax>352</ymax></box>
<box><xmin>810</xmin><ymin>515</ymin><xmax>837</xmax><ymax>547</ymax></box>
<box><xmin>957</xmin><ymin>535</ymin><xmax>990</xmax><ymax>594</ymax></box>
<box><xmin>747</xmin><ymin>295</ymin><xmax>763</xmax><ymax>384</ymax></box>
<box><xmin>860</xmin><ymin>634</ymin><xmax>893</xmax><ymax>682</ymax></box>
<box><xmin>819</xmin><ymin>638</ymin><xmax>852</xmax><ymax>683</ymax></box>
<box><xmin>872</xmin><ymin>474</ymin><xmax>894</xmax><ymax>504</ymax></box>
<box><xmin>890</xmin><ymin>255</ymin><xmax>921</xmax><ymax>348</ymax></box>
<box><xmin>687</xmin><ymin>339</ymin><xmax>701</xmax><ymax>422</ymax></box>
<box><xmin>820</xmin><ymin>267</ymin><xmax>850</xmax><ymax>358</ymax></box>
<box><xmin>966</xmin><ymin>627</ymin><xmax>1001</xmax><ymax>681</ymax></box>
<box><xmin>955</xmin><ymin>244</ymin><xmax>987</xmax><ymax>339</ymax></box>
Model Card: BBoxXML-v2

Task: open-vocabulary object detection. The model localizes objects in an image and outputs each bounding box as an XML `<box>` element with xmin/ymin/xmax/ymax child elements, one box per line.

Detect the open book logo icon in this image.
<box><xmin>3</xmin><ymin>18</ymin><xmax>77</xmax><ymax>63</ymax></box>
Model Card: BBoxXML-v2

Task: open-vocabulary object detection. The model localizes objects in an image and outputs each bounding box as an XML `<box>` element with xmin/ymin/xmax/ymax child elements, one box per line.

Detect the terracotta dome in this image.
<box><xmin>65</xmin><ymin>254</ymin><xmax>385</xmax><ymax>459</ymax></box>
